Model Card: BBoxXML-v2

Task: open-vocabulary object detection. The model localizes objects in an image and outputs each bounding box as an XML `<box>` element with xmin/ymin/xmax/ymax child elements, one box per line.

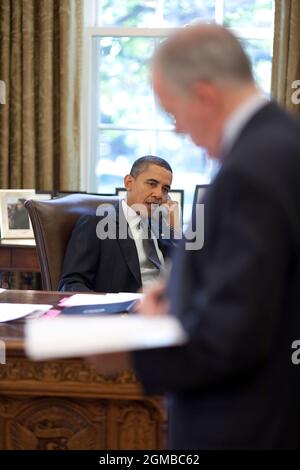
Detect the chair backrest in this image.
<box><xmin>25</xmin><ymin>194</ymin><xmax>120</xmax><ymax>291</ymax></box>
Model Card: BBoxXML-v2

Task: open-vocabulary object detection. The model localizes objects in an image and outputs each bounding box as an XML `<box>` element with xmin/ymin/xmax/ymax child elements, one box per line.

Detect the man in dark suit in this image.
<box><xmin>128</xmin><ymin>24</ymin><xmax>300</xmax><ymax>449</ymax></box>
<box><xmin>58</xmin><ymin>156</ymin><xmax>179</xmax><ymax>293</ymax></box>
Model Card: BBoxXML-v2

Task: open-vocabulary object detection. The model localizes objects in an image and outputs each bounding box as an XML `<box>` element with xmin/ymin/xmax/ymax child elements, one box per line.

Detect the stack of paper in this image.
<box><xmin>59</xmin><ymin>292</ymin><xmax>143</xmax><ymax>307</ymax></box>
<box><xmin>0</xmin><ymin>304</ymin><xmax>52</xmax><ymax>322</ymax></box>
<box><xmin>25</xmin><ymin>314</ymin><xmax>187</xmax><ymax>360</ymax></box>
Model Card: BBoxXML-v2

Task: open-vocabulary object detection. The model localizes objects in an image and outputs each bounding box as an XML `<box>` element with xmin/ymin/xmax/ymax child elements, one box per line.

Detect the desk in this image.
<box><xmin>0</xmin><ymin>291</ymin><xmax>166</xmax><ymax>450</ymax></box>
<box><xmin>0</xmin><ymin>241</ymin><xmax>39</xmax><ymax>272</ymax></box>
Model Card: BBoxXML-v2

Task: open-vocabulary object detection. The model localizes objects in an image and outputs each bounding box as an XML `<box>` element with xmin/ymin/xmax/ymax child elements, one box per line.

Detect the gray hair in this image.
<box><xmin>153</xmin><ymin>23</ymin><xmax>254</xmax><ymax>92</ymax></box>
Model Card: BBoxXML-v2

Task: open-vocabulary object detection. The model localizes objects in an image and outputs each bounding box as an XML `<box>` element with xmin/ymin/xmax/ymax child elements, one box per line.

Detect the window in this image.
<box><xmin>82</xmin><ymin>0</ymin><xmax>274</xmax><ymax>222</ymax></box>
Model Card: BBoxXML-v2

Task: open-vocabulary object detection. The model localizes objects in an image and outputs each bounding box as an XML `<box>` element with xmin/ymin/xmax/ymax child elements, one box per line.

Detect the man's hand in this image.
<box><xmin>165</xmin><ymin>196</ymin><xmax>180</xmax><ymax>226</ymax></box>
<box><xmin>137</xmin><ymin>281</ymin><xmax>169</xmax><ymax>316</ymax></box>
<box><xmin>161</xmin><ymin>195</ymin><xmax>181</xmax><ymax>232</ymax></box>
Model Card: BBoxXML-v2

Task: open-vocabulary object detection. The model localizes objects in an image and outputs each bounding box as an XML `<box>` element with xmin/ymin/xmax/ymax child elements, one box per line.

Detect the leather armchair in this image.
<box><xmin>25</xmin><ymin>194</ymin><xmax>120</xmax><ymax>291</ymax></box>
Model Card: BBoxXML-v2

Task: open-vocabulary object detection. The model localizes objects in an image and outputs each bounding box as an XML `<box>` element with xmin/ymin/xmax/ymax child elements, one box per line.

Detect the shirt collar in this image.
<box><xmin>121</xmin><ymin>199</ymin><xmax>141</xmax><ymax>229</ymax></box>
<box><xmin>220</xmin><ymin>92</ymin><xmax>269</xmax><ymax>157</ymax></box>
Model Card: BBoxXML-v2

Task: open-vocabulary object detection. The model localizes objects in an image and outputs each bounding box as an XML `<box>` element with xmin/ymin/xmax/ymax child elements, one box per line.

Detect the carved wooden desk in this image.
<box><xmin>0</xmin><ymin>291</ymin><xmax>167</xmax><ymax>450</ymax></box>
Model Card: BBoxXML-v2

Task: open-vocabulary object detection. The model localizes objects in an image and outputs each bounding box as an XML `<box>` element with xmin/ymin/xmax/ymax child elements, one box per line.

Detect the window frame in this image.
<box><xmin>81</xmin><ymin>0</ymin><xmax>275</xmax><ymax>198</ymax></box>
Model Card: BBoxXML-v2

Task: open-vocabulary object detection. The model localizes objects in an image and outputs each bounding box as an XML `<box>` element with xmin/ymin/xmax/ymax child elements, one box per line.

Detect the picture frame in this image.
<box><xmin>193</xmin><ymin>184</ymin><xmax>209</xmax><ymax>206</ymax></box>
<box><xmin>115</xmin><ymin>187</ymin><xmax>127</xmax><ymax>199</ymax></box>
<box><xmin>0</xmin><ymin>190</ymin><xmax>51</xmax><ymax>239</ymax></box>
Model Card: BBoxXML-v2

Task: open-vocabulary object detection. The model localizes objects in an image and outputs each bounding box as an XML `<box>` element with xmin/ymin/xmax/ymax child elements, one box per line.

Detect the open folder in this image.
<box><xmin>25</xmin><ymin>314</ymin><xmax>187</xmax><ymax>360</ymax></box>
<box><xmin>59</xmin><ymin>299</ymin><xmax>138</xmax><ymax>316</ymax></box>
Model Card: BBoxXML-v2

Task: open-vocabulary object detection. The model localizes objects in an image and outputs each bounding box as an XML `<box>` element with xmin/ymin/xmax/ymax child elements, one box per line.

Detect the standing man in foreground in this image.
<box><xmin>129</xmin><ymin>24</ymin><xmax>300</xmax><ymax>449</ymax></box>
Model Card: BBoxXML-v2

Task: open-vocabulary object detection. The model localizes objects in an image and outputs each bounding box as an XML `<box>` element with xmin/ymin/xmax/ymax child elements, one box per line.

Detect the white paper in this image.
<box><xmin>0</xmin><ymin>304</ymin><xmax>52</xmax><ymax>322</ymax></box>
<box><xmin>61</xmin><ymin>292</ymin><xmax>143</xmax><ymax>307</ymax></box>
<box><xmin>0</xmin><ymin>289</ymin><xmax>6</xmax><ymax>294</ymax></box>
<box><xmin>25</xmin><ymin>314</ymin><xmax>187</xmax><ymax>360</ymax></box>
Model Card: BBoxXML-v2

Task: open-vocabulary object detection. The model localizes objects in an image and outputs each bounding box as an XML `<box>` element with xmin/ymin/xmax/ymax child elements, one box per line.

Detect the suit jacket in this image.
<box><xmin>58</xmin><ymin>202</ymin><xmax>176</xmax><ymax>293</ymax></box>
<box><xmin>133</xmin><ymin>102</ymin><xmax>300</xmax><ymax>449</ymax></box>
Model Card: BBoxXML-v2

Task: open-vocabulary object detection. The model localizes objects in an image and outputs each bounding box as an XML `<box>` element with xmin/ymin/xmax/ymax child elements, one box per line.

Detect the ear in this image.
<box><xmin>192</xmin><ymin>82</ymin><xmax>221</xmax><ymax>111</ymax></box>
<box><xmin>124</xmin><ymin>174</ymin><xmax>133</xmax><ymax>191</ymax></box>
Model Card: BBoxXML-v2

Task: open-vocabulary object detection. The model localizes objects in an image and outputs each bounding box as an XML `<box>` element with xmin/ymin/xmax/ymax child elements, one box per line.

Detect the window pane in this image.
<box><xmin>241</xmin><ymin>38</ymin><xmax>273</xmax><ymax>94</ymax></box>
<box><xmin>99</xmin><ymin>0</ymin><xmax>158</xmax><ymax>27</ymax></box>
<box><xmin>95</xmin><ymin>129</ymin><xmax>156</xmax><ymax>193</ymax></box>
<box><xmin>98</xmin><ymin>0</ymin><xmax>216</xmax><ymax>27</ymax></box>
<box><xmin>89</xmin><ymin>1</ymin><xmax>274</xmax><ymax>223</ymax></box>
<box><xmin>97</xmin><ymin>0</ymin><xmax>274</xmax><ymax>28</ymax></box>
<box><xmin>93</xmin><ymin>128</ymin><xmax>218</xmax><ymax>222</ymax></box>
<box><xmin>97</xmin><ymin>37</ymin><xmax>155</xmax><ymax>126</ymax></box>
<box><xmin>224</xmin><ymin>0</ymin><xmax>274</xmax><ymax>29</ymax></box>
<box><xmin>156</xmin><ymin>131</ymin><xmax>217</xmax><ymax>221</ymax></box>
<box><xmin>163</xmin><ymin>0</ymin><xmax>216</xmax><ymax>26</ymax></box>
<box><xmin>156</xmin><ymin>132</ymin><xmax>214</xmax><ymax>180</ymax></box>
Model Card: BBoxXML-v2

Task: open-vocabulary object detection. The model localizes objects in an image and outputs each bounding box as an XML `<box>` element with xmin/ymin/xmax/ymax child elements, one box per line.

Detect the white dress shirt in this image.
<box><xmin>121</xmin><ymin>199</ymin><xmax>165</xmax><ymax>288</ymax></box>
<box><xmin>221</xmin><ymin>92</ymin><xmax>269</xmax><ymax>156</ymax></box>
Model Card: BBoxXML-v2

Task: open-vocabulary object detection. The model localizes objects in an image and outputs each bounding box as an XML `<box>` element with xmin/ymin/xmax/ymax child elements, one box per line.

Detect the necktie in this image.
<box><xmin>140</xmin><ymin>219</ymin><xmax>162</xmax><ymax>270</ymax></box>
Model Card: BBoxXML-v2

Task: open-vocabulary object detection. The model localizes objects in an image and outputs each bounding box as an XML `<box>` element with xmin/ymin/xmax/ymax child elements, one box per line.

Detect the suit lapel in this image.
<box><xmin>115</xmin><ymin>202</ymin><xmax>142</xmax><ymax>287</ymax></box>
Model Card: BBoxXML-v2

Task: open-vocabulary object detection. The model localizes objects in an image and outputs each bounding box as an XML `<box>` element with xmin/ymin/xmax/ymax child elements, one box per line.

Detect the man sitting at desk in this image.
<box><xmin>58</xmin><ymin>156</ymin><xmax>179</xmax><ymax>293</ymax></box>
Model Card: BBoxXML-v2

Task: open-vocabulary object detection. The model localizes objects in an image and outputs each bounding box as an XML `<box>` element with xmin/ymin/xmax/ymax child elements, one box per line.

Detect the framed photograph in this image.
<box><xmin>193</xmin><ymin>184</ymin><xmax>209</xmax><ymax>206</ymax></box>
<box><xmin>0</xmin><ymin>190</ymin><xmax>51</xmax><ymax>239</ymax></box>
